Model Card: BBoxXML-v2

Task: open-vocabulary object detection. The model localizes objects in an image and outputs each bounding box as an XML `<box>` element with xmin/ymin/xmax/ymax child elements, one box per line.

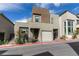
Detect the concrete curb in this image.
<box><xmin>0</xmin><ymin>39</ymin><xmax>79</xmax><ymax>48</ymax></box>
<box><xmin>0</xmin><ymin>41</ymin><xmax>63</xmax><ymax>48</ymax></box>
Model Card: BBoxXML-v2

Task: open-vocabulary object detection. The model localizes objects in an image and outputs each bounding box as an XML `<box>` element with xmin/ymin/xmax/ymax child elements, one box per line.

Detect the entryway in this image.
<box><xmin>53</xmin><ymin>29</ymin><xmax>58</xmax><ymax>40</ymax></box>
<box><xmin>0</xmin><ymin>32</ymin><xmax>4</xmax><ymax>41</ymax></box>
<box><xmin>31</xmin><ymin>28</ymin><xmax>40</xmax><ymax>39</ymax></box>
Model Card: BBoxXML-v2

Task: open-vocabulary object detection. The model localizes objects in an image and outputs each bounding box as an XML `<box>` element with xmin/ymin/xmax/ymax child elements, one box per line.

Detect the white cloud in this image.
<box><xmin>0</xmin><ymin>3</ymin><xmax>23</xmax><ymax>11</ymax></box>
<box><xmin>49</xmin><ymin>9</ymin><xmax>63</xmax><ymax>15</ymax></box>
<box><xmin>53</xmin><ymin>3</ymin><xmax>61</xmax><ymax>7</ymax></box>
<box><xmin>71</xmin><ymin>7</ymin><xmax>79</xmax><ymax>14</ymax></box>
<box><xmin>49</xmin><ymin>9</ymin><xmax>55</xmax><ymax>14</ymax></box>
<box><xmin>34</xmin><ymin>3</ymin><xmax>50</xmax><ymax>8</ymax></box>
<box><xmin>73</xmin><ymin>7</ymin><xmax>79</xmax><ymax>11</ymax></box>
<box><xmin>15</xmin><ymin>17</ymin><xmax>31</xmax><ymax>23</ymax></box>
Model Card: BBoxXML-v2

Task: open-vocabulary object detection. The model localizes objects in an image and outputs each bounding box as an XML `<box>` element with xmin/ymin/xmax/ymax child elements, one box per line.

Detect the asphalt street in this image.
<box><xmin>0</xmin><ymin>42</ymin><xmax>79</xmax><ymax>56</ymax></box>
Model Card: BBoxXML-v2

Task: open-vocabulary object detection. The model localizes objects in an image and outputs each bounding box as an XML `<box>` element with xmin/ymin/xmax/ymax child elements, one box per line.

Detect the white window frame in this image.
<box><xmin>67</xmin><ymin>20</ymin><xmax>73</xmax><ymax>35</ymax></box>
<box><xmin>64</xmin><ymin>20</ymin><xmax>74</xmax><ymax>35</ymax></box>
<box><xmin>34</xmin><ymin>15</ymin><xmax>41</xmax><ymax>23</ymax></box>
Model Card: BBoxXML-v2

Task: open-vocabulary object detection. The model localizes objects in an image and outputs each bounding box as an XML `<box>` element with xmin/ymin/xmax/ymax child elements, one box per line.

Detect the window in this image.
<box><xmin>77</xmin><ymin>20</ymin><xmax>79</xmax><ymax>24</ymax></box>
<box><xmin>64</xmin><ymin>20</ymin><xmax>74</xmax><ymax>35</ymax></box>
<box><xmin>35</xmin><ymin>15</ymin><xmax>40</xmax><ymax>22</ymax></box>
<box><xmin>68</xmin><ymin>20</ymin><xmax>73</xmax><ymax>35</ymax></box>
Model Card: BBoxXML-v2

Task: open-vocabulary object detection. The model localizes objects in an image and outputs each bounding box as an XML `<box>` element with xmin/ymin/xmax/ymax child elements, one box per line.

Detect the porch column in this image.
<box><xmin>66</xmin><ymin>20</ymin><xmax>68</xmax><ymax>35</ymax></box>
<box><xmin>74</xmin><ymin>20</ymin><xmax>77</xmax><ymax>31</ymax></box>
<box><xmin>28</xmin><ymin>27</ymin><xmax>30</xmax><ymax>38</ymax></box>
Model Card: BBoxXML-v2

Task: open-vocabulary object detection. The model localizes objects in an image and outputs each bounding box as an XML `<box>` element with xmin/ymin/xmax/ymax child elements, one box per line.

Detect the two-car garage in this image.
<box><xmin>41</xmin><ymin>31</ymin><xmax>53</xmax><ymax>42</ymax></box>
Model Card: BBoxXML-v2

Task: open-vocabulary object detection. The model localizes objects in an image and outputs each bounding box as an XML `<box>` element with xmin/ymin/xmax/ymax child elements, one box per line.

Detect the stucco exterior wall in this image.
<box><xmin>50</xmin><ymin>14</ymin><xmax>60</xmax><ymax>38</ymax></box>
<box><xmin>59</xmin><ymin>11</ymin><xmax>78</xmax><ymax>38</ymax></box>
<box><xmin>50</xmin><ymin>14</ymin><xmax>59</xmax><ymax>28</ymax></box>
<box><xmin>14</xmin><ymin>22</ymin><xmax>53</xmax><ymax>41</ymax></box>
<box><xmin>32</xmin><ymin>8</ymin><xmax>50</xmax><ymax>23</ymax></box>
<box><xmin>0</xmin><ymin>15</ymin><xmax>14</xmax><ymax>40</ymax></box>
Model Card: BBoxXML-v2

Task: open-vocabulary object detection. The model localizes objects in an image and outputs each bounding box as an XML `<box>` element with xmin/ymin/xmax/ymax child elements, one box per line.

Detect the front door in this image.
<box><xmin>53</xmin><ymin>29</ymin><xmax>58</xmax><ymax>40</ymax></box>
<box><xmin>31</xmin><ymin>28</ymin><xmax>40</xmax><ymax>39</ymax></box>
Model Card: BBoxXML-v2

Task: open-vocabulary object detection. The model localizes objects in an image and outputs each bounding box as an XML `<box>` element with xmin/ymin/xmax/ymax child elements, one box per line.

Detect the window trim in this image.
<box><xmin>64</xmin><ymin>20</ymin><xmax>74</xmax><ymax>35</ymax></box>
<box><xmin>67</xmin><ymin>20</ymin><xmax>73</xmax><ymax>35</ymax></box>
<box><xmin>34</xmin><ymin>15</ymin><xmax>41</xmax><ymax>23</ymax></box>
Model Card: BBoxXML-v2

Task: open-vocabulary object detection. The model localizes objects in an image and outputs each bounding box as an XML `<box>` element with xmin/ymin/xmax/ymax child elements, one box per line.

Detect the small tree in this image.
<box><xmin>15</xmin><ymin>38</ymin><xmax>27</xmax><ymax>44</ymax></box>
<box><xmin>60</xmin><ymin>35</ymin><xmax>66</xmax><ymax>40</ymax></box>
<box><xmin>72</xmin><ymin>30</ymin><xmax>78</xmax><ymax>39</ymax></box>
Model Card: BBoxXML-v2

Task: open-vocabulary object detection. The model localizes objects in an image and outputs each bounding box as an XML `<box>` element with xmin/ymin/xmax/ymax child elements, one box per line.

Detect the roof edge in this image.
<box><xmin>59</xmin><ymin>10</ymin><xmax>76</xmax><ymax>17</ymax></box>
<box><xmin>0</xmin><ymin>13</ymin><xmax>14</xmax><ymax>25</ymax></box>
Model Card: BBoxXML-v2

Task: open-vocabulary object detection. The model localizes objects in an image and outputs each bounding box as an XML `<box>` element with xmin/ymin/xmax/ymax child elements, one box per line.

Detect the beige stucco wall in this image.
<box><xmin>14</xmin><ymin>22</ymin><xmax>53</xmax><ymax>42</ymax></box>
<box><xmin>50</xmin><ymin>14</ymin><xmax>60</xmax><ymax>38</ymax></box>
<box><xmin>50</xmin><ymin>14</ymin><xmax>59</xmax><ymax>28</ymax></box>
<box><xmin>0</xmin><ymin>15</ymin><xmax>14</xmax><ymax>40</ymax></box>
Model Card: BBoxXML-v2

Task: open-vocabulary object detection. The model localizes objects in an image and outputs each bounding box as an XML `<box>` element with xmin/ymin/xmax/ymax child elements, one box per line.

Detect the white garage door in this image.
<box><xmin>42</xmin><ymin>31</ymin><xmax>53</xmax><ymax>42</ymax></box>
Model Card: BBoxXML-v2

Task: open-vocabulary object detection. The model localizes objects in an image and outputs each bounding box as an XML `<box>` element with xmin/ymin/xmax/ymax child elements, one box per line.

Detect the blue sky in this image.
<box><xmin>0</xmin><ymin>3</ymin><xmax>79</xmax><ymax>23</ymax></box>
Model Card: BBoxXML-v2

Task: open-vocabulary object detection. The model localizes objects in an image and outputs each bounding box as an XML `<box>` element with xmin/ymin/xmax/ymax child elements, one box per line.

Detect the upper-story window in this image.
<box><xmin>77</xmin><ymin>20</ymin><xmax>79</xmax><ymax>24</ymax></box>
<box><xmin>35</xmin><ymin>15</ymin><xmax>41</xmax><ymax>22</ymax></box>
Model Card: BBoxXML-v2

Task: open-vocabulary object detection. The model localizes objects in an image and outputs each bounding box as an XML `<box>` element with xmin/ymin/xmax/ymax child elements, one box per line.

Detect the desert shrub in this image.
<box><xmin>3</xmin><ymin>39</ymin><xmax>9</xmax><ymax>44</ymax></box>
<box><xmin>72</xmin><ymin>30</ymin><xmax>77</xmax><ymax>39</ymax></box>
<box><xmin>31</xmin><ymin>39</ymin><xmax>38</xmax><ymax>43</ymax></box>
<box><xmin>60</xmin><ymin>35</ymin><xmax>66</xmax><ymax>40</ymax></box>
<box><xmin>15</xmin><ymin>38</ymin><xmax>26</xmax><ymax>44</ymax></box>
<box><xmin>0</xmin><ymin>39</ymin><xmax>9</xmax><ymax>45</ymax></box>
<box><xmin>0</xmin><ymin>40</ymin><xmax>3</xmax><ymax>45</ymax></box>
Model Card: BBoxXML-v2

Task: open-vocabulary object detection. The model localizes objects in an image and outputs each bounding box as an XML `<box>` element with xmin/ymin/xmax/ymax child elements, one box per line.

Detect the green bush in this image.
<box><xmin>15</xmin><ymin>38</ymin><xmax>26</xmax><ymax>44</ymax></box>
<box><xmin>0</xmin><ymin>39</ymin><xmax>9</xmax><ymax>45</ymax></box>
<box><xmin>31</xmin><ymin>39</ymin><xmax>38</xmax><ymax>43</ymax></box>
<box><xmin>0</xmin><ymin>40</ymin><xmax>3</xmax><ymax>45</ymax></box>
<box><xmin>3</xmin><ymin>39</ymin><xmax>9</xmax><ymax>44</ymax></box>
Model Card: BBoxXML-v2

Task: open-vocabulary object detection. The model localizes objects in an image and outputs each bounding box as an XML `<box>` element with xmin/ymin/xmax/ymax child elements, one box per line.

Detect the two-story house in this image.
<box><xmin>58</xmin><ymin>11</ymin><xmax>79</xmax><ymax>40</ymax></box>
<box><xmin>15</xmin><ymin>7</ymin><xmax>53</xmax><ymax>42</ymax></box>
<box><xmin>0</xmin><ymin>13</ymin><xmax>14</xmax><ymax>41</ymax></box>
<box><xmin>15</xmin><ymin>8</ymin><xmax>79</xmax><ymax>42</ymax></box>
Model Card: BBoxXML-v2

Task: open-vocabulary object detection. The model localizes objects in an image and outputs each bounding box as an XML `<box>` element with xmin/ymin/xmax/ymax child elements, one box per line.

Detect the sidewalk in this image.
<box><xmin>0</xmin><ymin>39</ymin><xmax>79</xmax><ymax>48</ymax></box>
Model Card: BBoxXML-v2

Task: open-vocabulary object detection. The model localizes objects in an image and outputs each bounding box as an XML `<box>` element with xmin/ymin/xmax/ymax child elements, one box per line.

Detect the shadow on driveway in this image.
<box><xmin>68</xmin><ymin>42</ymin><xmax>79</xmax><ymax>55</ymax></box>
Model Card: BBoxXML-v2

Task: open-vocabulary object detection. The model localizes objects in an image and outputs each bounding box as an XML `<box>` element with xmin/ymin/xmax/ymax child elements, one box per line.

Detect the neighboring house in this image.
<box><xmin>58</xmin><ymin>11</ymin><xmax>79</xmax><ymax>39</ymax></box>
<box><xmin>15</xmin><ymin>7</ymin><xmax>53</xmax><ymax>42</ymax></box>
<box><xmin>14</xmin><ymin>8</ymin><xmax>79</xmax><ymax>42</ymax></box>
<box><xmin>0</xmin><ymin>13</ymin><xmax>14</xmax><ymax>41</ymax></box>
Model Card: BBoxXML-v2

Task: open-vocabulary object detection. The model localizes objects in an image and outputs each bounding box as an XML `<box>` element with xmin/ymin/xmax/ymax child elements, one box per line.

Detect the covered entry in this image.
<box><xmin>53</xmin><ymin>29</ymin><xmax>58</xmax><ymax>40</ymax></box>
<box><xmin>19</xmin><ymin>27</ymin><xmax>29</xmax><ymax>42</ymax></box>
<box><xmin>0</xmin><ymin>32</ymin><xmax>4</xmax><ymax>41</ymax></box>
<box><xmin>31</xmin><ymin>28</ymin><xmax>40</xmax><ymax>39</ymax></box>
<box><xmin>42</xmin><ymin>31</ymin><xmax>53</xmax><ymax>42</ymax></box>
